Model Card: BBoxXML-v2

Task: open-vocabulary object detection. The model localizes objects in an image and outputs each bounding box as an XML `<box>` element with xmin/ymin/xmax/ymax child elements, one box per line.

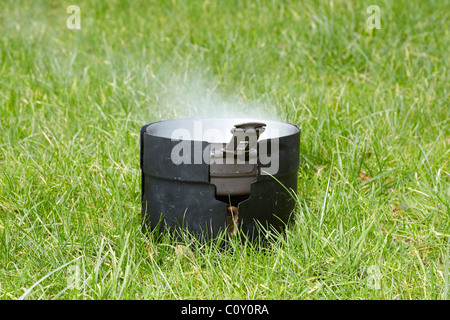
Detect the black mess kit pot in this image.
<box><xmin>140</xmin><ymin>118</ymin><xmax>300</xmax><ymax>242</ymax></box>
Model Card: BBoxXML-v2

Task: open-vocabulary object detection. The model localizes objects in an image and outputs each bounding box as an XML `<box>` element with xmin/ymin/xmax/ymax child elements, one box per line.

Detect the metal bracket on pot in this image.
<box><xmin>210</xmin><ymin>122</ymin><xmax>266</xmax><ymax>160</ymax></box>
<box><xmin>209</xmin><ymin>122</ymin><xmax>266</xmax><ymax>197</ymax></box>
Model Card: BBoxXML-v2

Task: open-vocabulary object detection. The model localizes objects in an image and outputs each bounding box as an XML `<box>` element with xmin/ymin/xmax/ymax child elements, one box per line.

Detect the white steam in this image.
<box><xmin>148</xmin><ymin>70</ymin><xmax>280</xmax><ymax>121</ymax></box>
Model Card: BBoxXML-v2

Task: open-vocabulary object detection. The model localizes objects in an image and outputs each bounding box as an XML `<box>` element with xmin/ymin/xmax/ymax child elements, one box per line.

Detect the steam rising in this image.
<box><xmin>149</xmin><ymin>70</ymin><xmax>280</xmax><ymax>121</ymax></box>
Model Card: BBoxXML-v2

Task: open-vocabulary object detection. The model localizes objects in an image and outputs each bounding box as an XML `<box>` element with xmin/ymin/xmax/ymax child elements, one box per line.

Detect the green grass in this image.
<box><xmin>0</xmin><ymin>0</ymin><xmax>449</xmax><ymax>300</ymax></box>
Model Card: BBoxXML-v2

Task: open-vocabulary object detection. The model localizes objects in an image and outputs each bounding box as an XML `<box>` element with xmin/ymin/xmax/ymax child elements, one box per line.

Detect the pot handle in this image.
<box><xmin>224</xmin><ymin>122</ymin><xmax>266</xmax><ymax>154</ymax></box>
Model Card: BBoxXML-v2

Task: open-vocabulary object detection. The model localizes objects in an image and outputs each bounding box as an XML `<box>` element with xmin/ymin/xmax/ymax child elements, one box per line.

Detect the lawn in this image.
<box><xmin>0</xmin><ymin>0</ymin><xmax>449</xmax><ymax>300</ymax></box>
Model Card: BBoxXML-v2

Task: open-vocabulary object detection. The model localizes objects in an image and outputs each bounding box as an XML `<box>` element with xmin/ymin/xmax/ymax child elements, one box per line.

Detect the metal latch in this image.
<box><xmin>209</xmin><ymin>122</ymin><xmax>266</xmax><ymax>196</ymax></box>
<box><xmin>210</xmin><ymin>122</ymin><xmax>266</xmax><ymax>161</ymax></box>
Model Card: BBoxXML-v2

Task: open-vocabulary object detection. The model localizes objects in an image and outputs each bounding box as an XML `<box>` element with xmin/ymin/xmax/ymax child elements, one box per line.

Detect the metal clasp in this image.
<box><xmin>210</xmin><ymin>122</ymin><xmax>266</xmax><ymax>160</ymax></box>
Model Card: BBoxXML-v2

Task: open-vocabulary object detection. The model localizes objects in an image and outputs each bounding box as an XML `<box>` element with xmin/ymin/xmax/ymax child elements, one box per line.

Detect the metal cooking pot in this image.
<box><xmin>140</xmin><ymin>118</ymin><xmax>300</xmax><ymax>241</ymax></box>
